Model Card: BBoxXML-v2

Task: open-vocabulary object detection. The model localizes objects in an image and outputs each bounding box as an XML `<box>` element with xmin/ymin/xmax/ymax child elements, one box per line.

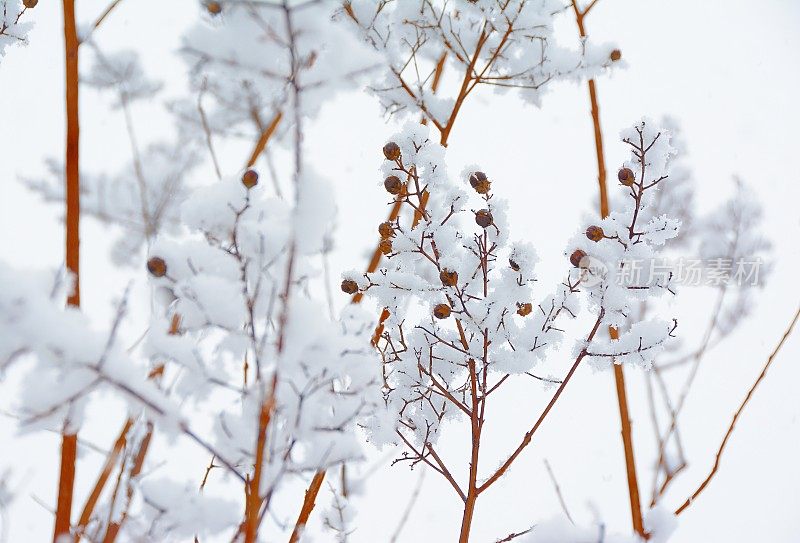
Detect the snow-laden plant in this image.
<box><xmin>610</xmin><ymin>119</ymin><xmax>773</xmax><ymax>508</ymax></box>
<box><xmin>175</xmin><ymin>0</ymin><xmax>378</xmax><ymax>156</ymax></box>
<box><xmin>342</xmin><ymin>0</ymin><xmax>620</xmax><ymax>139</ymax></box>
<box><xmin>139</xmin><ymin>162</ymin><xmax>381</xmax><ymax>539</ymax></box>
<box><xmin>347</xmin><ymin>118</ymin><xmax>679</xmax><ymax>541</ymax></box>
<box><xmin>0</xmin><ymin>262</ymin><xmax>249</xmax><ymax>540</ymax></box>
<box><xmin>5</xmin><ymin>2</ymin><xmax>383</xmax><ymax>541</ymax></box>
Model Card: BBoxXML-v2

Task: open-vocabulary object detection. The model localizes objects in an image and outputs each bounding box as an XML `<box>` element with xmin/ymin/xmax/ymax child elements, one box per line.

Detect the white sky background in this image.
<box><xmin>1</xmin><ymin>0</ymin><xmax>799</xmax><ymax>541</ymax></box>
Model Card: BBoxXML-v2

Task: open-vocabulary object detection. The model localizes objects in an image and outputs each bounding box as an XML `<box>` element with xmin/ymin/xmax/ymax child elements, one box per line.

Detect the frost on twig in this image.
<box><xmin>342</xmin><ymin>0</ymin><xmax>620</xmax><ymax>127</ymax></box>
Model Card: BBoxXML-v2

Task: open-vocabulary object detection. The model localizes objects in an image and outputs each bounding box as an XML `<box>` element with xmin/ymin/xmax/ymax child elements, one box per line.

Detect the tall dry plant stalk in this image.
<box><xmin>54</xmin><ymin>0</ymin><xmax>80</xmax><ymax>540</ymax></box>
<box><xmin>570</xmin><ymin>0</ymin><xmax>645</xmax><ymax>536</ymax></box>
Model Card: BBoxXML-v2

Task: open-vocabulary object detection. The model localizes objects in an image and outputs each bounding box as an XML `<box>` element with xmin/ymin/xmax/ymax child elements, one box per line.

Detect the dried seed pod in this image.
<box><xmin>384</xmin><ymin>175</ymin><xmax>403</xmax><ymax>195</ymax></box>
<box><xmin>469</xmin><ymin>171</ymin><xmax>491</xmax><ymax>194</ymax></box>
<box><xmin>475</xmin><ymin>209</ymin><xmax>493</xmax><ymax>228</ymax></box>
<box><xmin>517</xmin><ymin>302</ymin><xmax>533</xmax><ymax>317</ymax></box>
<box><xmin>147</xmin><ymin>257</ymin><xmax>167</xmax><ymax>278</ymax></box>
<box><xmin>340</xmin><ymin>279</ymin><xmax>359</xmax><ymax>295</ymax></box>
<box><xmin>585</xmin><ymin>225</ymin><xmax>604</xmax><ymax>242</ymax></box>
<box><xmin>569</xmin><ymin>249</ymin><xmax>587</xmax><ymax>268</ymax></box>
<box><xmin>610</xmin><ymin>49</ymin><xmax>622</xmax><ymax>62</ymax></box>
<box><xmin>205</xmin><ymin>1</ymin><xmax>222</xmax><ymax>15</ymax></box>
<box><xmin>433</xmin><ymin>303</ymin><xmax>451</xmax><ymax>319</ymax></box>
<box><xmin>23</xmin><ymin>0</ymin><xmax>38</xmax><ymax>7</ymax></box>
<box><xmin>439</xmin><ymin>269</ymin><xmax>458</xmax><ymax>287</ymax></box>
<box><xmin>379</xmin><ymin>239</ymin><xmax>393</xmax><ymax>255</ymax></box>
<box><xmin>383</xmin><ymin>142</ymin><xmax>401</xmax><ymax>161</ymax></box>
<box><xmin>378</xmin><ymin>222</ymin><xmax>395</xmax><ymax>239</ymax></box>
<box><xmin>509</xmin><ymin>258</ymin><xmax>520</xmax><ymax>272</ymax></box>
<box><xmin>242</xmin><ymin>169</ymin><xmax>259</xmax><ymax>189</ymax></box>
<box><xmin>618</xmin><ymin>167</ymin><xmax>635</xmax><ymax>186</ymax></box>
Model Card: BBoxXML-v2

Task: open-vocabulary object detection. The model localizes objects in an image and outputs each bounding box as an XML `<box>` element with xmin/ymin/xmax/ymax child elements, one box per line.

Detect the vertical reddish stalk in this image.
<box><xmin>55</xmin><ymin>0</ymin><xmax>81</xmax><ymax>541</ymax></box>
<box><xmin>458</xmin><ymin>358</ymin><xmax>482</xmax><ymax>543</ymax></box>
<box><xmin>244</xmin><ymin>388</ymin><xmax>274</xmax><ymax>543</ymax></box>
<box><xmin>571</xmin><ymin>1</ymin><xmax>645</xmax><ymax>535</ymax></box>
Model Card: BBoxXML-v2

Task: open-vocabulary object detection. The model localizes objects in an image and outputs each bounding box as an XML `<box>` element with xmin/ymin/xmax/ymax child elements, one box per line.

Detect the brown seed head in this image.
<box><xmin>378</xmin><ymin>222</ymin><xmax>395</xmax><ymax>239</ymax></box>
<box><xmin>433</xmin><ymin>303</ymin><xmax>451</xmax><ymax>320</ymax></box>
<box><xmin>383</xmin><ymin>142</ymin><xmax>401</xmax><ymax>161</ymax></box>
<box><xmin>517</xmin><ymin>302</ymin><xmax>533</xmax><ymax>317</ymax></box>
<box><xmin>569</xmin><ymin>249</ymin><xmax>587</xmax><ymax>268</ymax></box>
<box><xmin>509</xmin><ymin>258</ymin><xmax>520</xmax><ymax>272</ymax></box>
<box><xmin>469</xmin><ymin>171</ymin><xmax>491</xmax><ymax>194</ymax></box>
<box><xmin>610</xmin><ymin>49</ymin><xmax>622</xmax><ymax>62</ymax></box>
<box><xmin>205</xmin><ymin>1</ymin><xmax>222</xmax><ymax>15</ymax></box>
<box><xmin>475</xmin><ymin>209</ymin><xmax>493</xmax><ymax>228</ymax></box>
<box><xmin>585</xmin><ymin>225</ymin><xmax>604</xmax><ymax>242</ymax></box>
<box><xmin>23</xmin><ymin>0</ymin><xmax>38</xmax><ymax>7</ymax></box>
<box><xmin>242</xmin><ymin>169</ymin><xmax>259</xmax><ymax>189</ymax></box>
<box><xmin>439</xmin><ymin>269</ymin><xmax>458</xmax><ymax>287</ymax></box>
<box><xmin>340</xmin><ymin>279</ymin><xmax>359</xmax><ymax>295</ymax></box>
<box><xmin>384</xmin><ymin>175</ymin><xmax>403</xmax><ymax>195</ymax></box>
<box><xmin>379</xmin><ymin>239</ymin><xmax>393</xmax><ymax>255</ymax></box>
<box><xmin>618</xmin><ymin>167</ymin><xmax>635</xmax><ymax>186</ymax></box>
<box><xmin>147</xmin><ymin>257</ymin><xmax>167</xmax><ymax>278</ymax></box>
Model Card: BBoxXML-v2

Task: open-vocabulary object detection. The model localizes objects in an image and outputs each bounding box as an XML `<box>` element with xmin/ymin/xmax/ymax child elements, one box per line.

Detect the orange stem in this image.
<box><xmin>55</xmin><ymin>0</ymin><xmax>81</xmax><ymax>540</ymax></box>
<box><xmin>571</xmin><ymin>1</ymin><xmax>645</xmax><ymax>535</ymax></box>
<box><xmin>102</xmin><ymin>424</ymin><xmax>153</xmax><ymax>542</ymax></box>
<box><xmin>288</xmin><ymin>470</ymin><xmax>327</xmax><ymax>543</ymax></box>
<box><xmin>74</xmin><ymin>420</ymin><xmax>132</xmax><ymax>542</ymax></box>
<box><xmin>74</xmin><ymin>314</ymin><xmax>180</xmax><ymax>540</ymax></box>
<box><xmin>244</xmin><ymin>381</ymin><xmax>276</xmax><ymax>543</ymax></box>
<box><xmin>247</xmin><ymin>111</ymin><xmax>283</xmax><ymax>168</ymax></box>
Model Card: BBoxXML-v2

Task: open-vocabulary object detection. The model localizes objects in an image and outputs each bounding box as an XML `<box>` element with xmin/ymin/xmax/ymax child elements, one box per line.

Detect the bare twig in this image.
<box><xmin>674</xmin><ymin>305</ymin><xmax>800</xmax><ymax>515</ymax></box>
<box><xmin>543</xmin><ymin>459</ymin><xmax>574</xmax><ymax>525</ymax></box>
<box><xmin>389</xmin><ymin>467</ymin><xmax>427</xmax><ymax>543</ymax></box>
<box><xmin>479</xmin><ymin>313</ymin><xmax>605</xmax><ymax>493</ymax></box>
<box><xmin>85</xmin><ymin>0</ymin><xmax>125</xmax><ymax>40</ymax></box>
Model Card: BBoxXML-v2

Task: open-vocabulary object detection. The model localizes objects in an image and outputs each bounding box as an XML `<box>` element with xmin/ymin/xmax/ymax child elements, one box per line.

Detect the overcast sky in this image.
<box><xmin>1</xmin><ymin>1</ymin><xmax>799</xmax><ymax>541</ymax></box>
